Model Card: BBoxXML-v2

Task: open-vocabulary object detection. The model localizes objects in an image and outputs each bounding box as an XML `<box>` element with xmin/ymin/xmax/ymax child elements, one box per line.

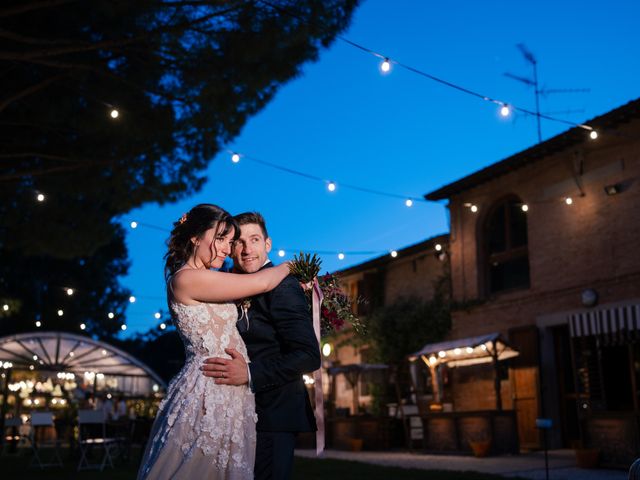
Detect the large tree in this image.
<box><xmin>0</xmin><ymin>0</ymin><xmax>360</xmax><ymax>337</ymax></box>
<box><xmin>0</xmin><ymin>0</ymin><xmax>359</xmax><ymax>257</ymax></box>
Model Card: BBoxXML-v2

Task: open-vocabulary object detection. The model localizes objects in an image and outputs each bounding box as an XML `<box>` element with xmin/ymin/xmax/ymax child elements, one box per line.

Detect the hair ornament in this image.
<box><xmin>179</xmin><ymin>213</ymin><xmax>188</xmax><ymax>224</ymax></box>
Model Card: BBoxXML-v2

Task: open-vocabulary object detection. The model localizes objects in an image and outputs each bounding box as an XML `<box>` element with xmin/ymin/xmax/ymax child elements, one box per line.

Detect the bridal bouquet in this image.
<box><xmin>289</xmin><ymin>253</ymin><xmax>364</xmax><ymax>337</ymax></box>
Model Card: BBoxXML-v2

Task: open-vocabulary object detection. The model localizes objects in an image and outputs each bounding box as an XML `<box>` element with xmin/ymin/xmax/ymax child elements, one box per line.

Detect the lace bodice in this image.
<box><xmin>170</xmin><ymin>301</ymin><xmax>249</xmax><ymax>362</ymax></box>
<box><xmin>137</xmin><ymin>299</ymin><xmax>256</xmax><ymax>479</ymax></box>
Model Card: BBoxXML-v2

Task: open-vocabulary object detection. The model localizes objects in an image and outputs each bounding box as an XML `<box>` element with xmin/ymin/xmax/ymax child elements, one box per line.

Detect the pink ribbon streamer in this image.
<box><xmin>312</xmin><ymin>278</ymin><xmax>325</xmax><ymax>455</ymax></box>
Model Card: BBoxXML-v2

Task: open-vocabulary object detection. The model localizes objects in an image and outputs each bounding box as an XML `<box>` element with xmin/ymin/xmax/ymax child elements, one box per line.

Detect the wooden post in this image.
<box><xmin>0</xmin><ymin>368</ymin><xmax>11</xmax><ymax>447</ymax></box>
<box><xmin>492</xmin><ymin>341</ymin><xmax>502</xmax><ymax>411</ymax></box>
<box><xmin>429</xmin><ymin>364</ymin><xmax>441</xmax><ymax>404</ymax></box>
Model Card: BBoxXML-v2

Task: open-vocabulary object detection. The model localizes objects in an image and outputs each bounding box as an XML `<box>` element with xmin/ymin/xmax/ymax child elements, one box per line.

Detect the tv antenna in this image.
<box><xmin>504</xmin><ymin>43</ymin><xmax>590</xmax><ymax>142</ymax></box>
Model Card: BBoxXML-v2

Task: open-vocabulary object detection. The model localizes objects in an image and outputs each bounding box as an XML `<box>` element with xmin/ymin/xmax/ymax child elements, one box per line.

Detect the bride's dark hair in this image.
<box><xmin>164</xmin><ymin>204</ymin><xmax>239</xmax><ymax>279</ymax></box>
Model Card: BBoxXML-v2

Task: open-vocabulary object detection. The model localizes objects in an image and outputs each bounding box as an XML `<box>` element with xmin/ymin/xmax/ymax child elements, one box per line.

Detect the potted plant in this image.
<box><xmin>574</xmin><ymin>443</ymin><xmax>600</xmax><ymax>469</ymax></box>
<box><xmin>469</xmin><ymin>438</ymin><xmax>492</xmax><ymax>457</ymax></box>
<box><xmin>348</xmin><ymin>436</ymin><xmax>363</xmax><ymax>451</ymax></box>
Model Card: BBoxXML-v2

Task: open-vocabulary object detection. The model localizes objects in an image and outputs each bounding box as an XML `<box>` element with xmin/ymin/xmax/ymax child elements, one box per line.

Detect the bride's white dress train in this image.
<box><xmin>137</xmin><ymin>301</ymin><xmax>256</xmax><ymax>480</ymax></box>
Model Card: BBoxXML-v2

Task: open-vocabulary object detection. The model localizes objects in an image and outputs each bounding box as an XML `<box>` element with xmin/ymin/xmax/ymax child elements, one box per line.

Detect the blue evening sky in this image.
<box><xmin>121</xmin><ymin>0</ymin><xmax>640</xmax><ymax>334</ymax></box>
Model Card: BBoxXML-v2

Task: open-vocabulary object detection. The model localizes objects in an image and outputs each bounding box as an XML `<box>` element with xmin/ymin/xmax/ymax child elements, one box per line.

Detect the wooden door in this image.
<box><xmin>509</xmin><ymin>326</ymin><xmax>541</xmax><ymax>449</ymax></box>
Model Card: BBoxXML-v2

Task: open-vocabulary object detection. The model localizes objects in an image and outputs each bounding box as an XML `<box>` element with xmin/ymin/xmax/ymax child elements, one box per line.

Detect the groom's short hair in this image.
<box><xmin>234</xmin><ymin>212</ymin><xmax>269</xmax><ymax>239</ymax></box>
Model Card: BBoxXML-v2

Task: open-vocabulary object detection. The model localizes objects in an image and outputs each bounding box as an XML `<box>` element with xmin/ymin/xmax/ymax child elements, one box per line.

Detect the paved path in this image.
<box><xmin>295</xmin><ymin>449</ymin><xmax>628</xmax><ymax>479</ymax></box>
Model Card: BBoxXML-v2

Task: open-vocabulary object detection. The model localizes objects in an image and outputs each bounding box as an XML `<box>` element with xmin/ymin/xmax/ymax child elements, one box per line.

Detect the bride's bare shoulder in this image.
<box><xmin>172</xmin><ymin>268</ymin><xmax>226</xmax><ymax>290</ymax></box>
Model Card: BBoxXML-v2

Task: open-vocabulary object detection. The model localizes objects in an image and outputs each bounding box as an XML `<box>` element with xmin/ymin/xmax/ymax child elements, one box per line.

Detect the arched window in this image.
<box><xmin>483</xmin><ymin>196</ymin><xmax>530</xmax><ymax>294</ymax></box>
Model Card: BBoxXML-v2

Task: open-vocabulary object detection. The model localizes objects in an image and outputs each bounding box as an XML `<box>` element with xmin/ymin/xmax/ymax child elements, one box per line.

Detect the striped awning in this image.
<box><xmin>569</xmin><ymin>304</ymin><xmax>640</xmax><ymax>345</ymax></box>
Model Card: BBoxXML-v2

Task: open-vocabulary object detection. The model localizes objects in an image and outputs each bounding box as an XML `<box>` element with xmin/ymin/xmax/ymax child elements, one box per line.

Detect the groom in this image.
<box><xmin>201</xmin><ymin>212</ymin><xmax>320</xmax><ymax>480</ymax></box>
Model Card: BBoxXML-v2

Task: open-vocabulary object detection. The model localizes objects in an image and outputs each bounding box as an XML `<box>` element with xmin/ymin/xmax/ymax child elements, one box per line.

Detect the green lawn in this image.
<box><xmin>0</xmin><ymin>449</ymin><xmax>524</xmax><ymax>480</ymax></box>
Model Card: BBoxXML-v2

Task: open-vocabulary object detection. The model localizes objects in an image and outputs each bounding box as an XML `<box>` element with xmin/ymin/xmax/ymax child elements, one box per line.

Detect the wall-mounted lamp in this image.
<box><xmin>604</xmin><ymin>183</ymin><xmax>622</xmax><ymax>196</ymax></box>
<box><xmin>604</xmin><ymin>179</ymin><xmax>632</xmax><ymax>196</ymax></box>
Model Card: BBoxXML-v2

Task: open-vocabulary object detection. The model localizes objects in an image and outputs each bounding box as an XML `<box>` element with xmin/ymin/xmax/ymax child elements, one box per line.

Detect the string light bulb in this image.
<box><xmin>2</xmin><ymin>304</ymin><xmax>8</xmax><ymax>311</ymax></box>
<box><xmin>36</xmin><ymin>193</ymin><xmax>45</xmax><ymax>202</ymax></box>
<box><xmin>80</xmin><ymin>323</ymin><xmax>86</xmax><ymax>330</ymax></box>
<box><xmin>231</xmin><ymin>153</ymin><xmax>240</xmax><ymax>163</ymax></box>
<box><xmin>380</xmin><ymin>58</ymin><xmax>391</xmax><ymax>73</ymax></box>
<box><xmin>338</xmin><ymin>253</ymin><xmax>345</xmax><ymax>260</ymax></box>
<box><xmin>278</xmin><ymin>250</ymin><xmax>285</xmax><ymax>257</ymax></box>
<box><xmin>66</xmin><ymin>288</ymin><xmax>74</xmax><ymax>296</ymax></box>
<box><xmin>500</xmin><ymin>104</ymin><xmax>511</xmax><ymax>117</ymax></box>
<box><xmin>390</xmin><ymin>250</ymin><xmax>398</xmax><ymax>258</ymax></box>
<box><xmin>121</xmin><ymin>324</ymin><xmax>127</xmax><ymax>331</ymax></box>
<box><xmin>35</xmin><ymin>321</ymin><xmax>42</xmax><ymax>328</ymax></box>
<box><xmin>110</xmin><ymin>109</ymin><xmax>119</xmax><ymax>119</ymax></box>
<box><xmin>589</xmin><ymin>130</ymin><xmax>598</xmax><ymax>140</ymax></box>
<box><xmin>130</xmin><ymin>221</ymin><xmax>138</xmax><ymax>229</ymax></box>
<box><xmin>521</xmin><ymin>204</ymin><xmax>529</xmax><ymax>212</ymax></box>
<box><xmin>154</xmin><ymin>312</ymin><xmax>161</xmax><ymax>319</ymax></box>
<box><xmin>327</xmin><ymin>181</ymin><xmax>336</xmax><ymax>192</ymax></box>
<box><xmin>108</xmin><ymin>312</ymin><xmax>115</xmax><ymax>319</ymax></box>
<box><xmin>435</xmin><ymin>244</ymin><xmax>442</xmax><ymax>251</ymax></box>
<box><xmin>405</xmin><ymin>199</ymin><xmax>413</xmax><ymax>207</ymax></box>
<box><xmin>470</xmin><ymin>205</ymin><xmax>478</xmax><ymax>213</ymax></box>
<box><xmin>565</xmin><ymin>197</ymin><xmax>573</xmax><ymax>205</ymax></box>
<box><xmin>159</xmin><ymin>323</ymin><xmax>167</xmax><ymax>330</ymax></box>
<box><xmin>129</xmin><ymin>296</ymin><xmax>136</xmax><ymax>303</ymax></box>
<box><xmin>57</xmin><ymin>309</ymin><xmax>63</xmax><ymax>317</ymax></box>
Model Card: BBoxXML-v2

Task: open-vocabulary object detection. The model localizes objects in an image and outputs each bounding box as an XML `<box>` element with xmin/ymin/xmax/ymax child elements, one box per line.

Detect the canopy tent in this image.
<box><xmin>408</xmin><ymin>333</ymin><xmax>520</xmax><ymax>367</ymax></box>
<box><xmin>0</xmin><ymin>331</ymin><xmax>166</xmax><ymax>396</ymax></box>
<box><xmin>408</xmin><ymin>333</ymin><xmax>519</xmax><ymax>410</ymax></box>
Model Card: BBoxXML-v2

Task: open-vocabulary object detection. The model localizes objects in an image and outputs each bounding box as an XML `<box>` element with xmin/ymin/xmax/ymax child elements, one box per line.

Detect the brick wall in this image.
<box><xmin>447</xmin><ymin>118</ymin><xmax>640</xmax><ymax>338</ymax></box>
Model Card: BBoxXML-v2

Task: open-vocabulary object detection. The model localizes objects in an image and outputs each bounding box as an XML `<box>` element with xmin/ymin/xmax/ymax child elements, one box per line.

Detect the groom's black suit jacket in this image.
<box><xmin>238</xmin><ymin>262</ymin><xmax>320</xmax><ymax>432</ymax></box>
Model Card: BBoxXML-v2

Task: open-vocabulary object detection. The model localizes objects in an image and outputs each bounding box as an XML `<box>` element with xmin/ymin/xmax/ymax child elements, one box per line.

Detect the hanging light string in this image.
<box><xmin>1</xmin><ymin>282</ymin><xmax>170</xmax><ymax>333</ymax></box>
<box><xmin>229</xmin><ymin>151</ymin><xmax>427</xmax><ymax>203</ymax></box>
<box><xmin>258</xmin><ymin>0</ymin><xmax>596</xmax><ymax>134</ymax></box>
<box><xmin>127</xmin><ymin>218</ymin><xmax>409</xmax><ymax>258</ymax></box>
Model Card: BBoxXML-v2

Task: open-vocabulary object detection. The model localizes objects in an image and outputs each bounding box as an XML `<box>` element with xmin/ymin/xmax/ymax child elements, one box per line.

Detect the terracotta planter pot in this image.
<box><xmin>348</xmin><ymin>437</ymin><xmax>363</xmax><ymax>452</ymax></box>
<box><xmin>469</xmin><ymin>439</ymin><xmax>492</xmax><ymax>457</ymax></box>
<box><xmin>575</xmin><ymin>448</ymin><xmax>600</xmax><ymax>469</ymax></box>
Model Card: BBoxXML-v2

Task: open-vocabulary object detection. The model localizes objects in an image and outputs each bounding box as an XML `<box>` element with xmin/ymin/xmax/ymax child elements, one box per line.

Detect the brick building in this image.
<box><xmin>327</xmin><ymin>235</ymin><xmax>448</xmax><ymax>414</ymax></box>
<box><xmin>425</xmin><ymin>98</ymin><xmax>640</xmax><ymax>466</ymax></box>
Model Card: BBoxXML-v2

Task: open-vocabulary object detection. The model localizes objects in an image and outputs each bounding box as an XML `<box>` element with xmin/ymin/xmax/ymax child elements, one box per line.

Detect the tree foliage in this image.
<box><xmin>0</xmin><ymin>0</ymin><xmax>360</xmax><ymax>338</ymax></box>
<box><xmin>0</xmin><ymin>0</ymin><xmax>359</xmax><ymax>257</ymax></box>
<box><xmin>365</xmin><ymin>275</ymin><xmax>452</xmax><ymax>367</ymax></box>
<box><xmin>0</xmin><ymin>227</ymin><xmax>131</xmax><ymax>337</ymax></box>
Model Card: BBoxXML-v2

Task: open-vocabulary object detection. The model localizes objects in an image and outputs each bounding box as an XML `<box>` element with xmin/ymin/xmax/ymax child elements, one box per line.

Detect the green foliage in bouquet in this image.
<box><xmin>290</xmin><ymin>253</ymin><xmax>365</xmax><ymax>337</ymax></box>
<box><xmin>289</xmin><ymin>252</ymin><xmax>322</xmax><ymax>283</ymax></box>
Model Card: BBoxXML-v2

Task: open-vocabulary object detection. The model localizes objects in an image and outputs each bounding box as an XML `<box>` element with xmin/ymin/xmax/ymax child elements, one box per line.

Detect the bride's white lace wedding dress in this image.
<box><xmin>137</xmin><ymin>299</ymin><xmax>256</xmax><ymax>480</ymax></box>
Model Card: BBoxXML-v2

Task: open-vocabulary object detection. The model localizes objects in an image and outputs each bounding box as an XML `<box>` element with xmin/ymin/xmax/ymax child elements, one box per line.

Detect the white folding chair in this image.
<box><xmin>28</xmin><ymin>412</ymin><xmax>63</xmax><ymax>468</ymax></box>
<box><xmin>77</xmin><ymin>409</ymin><xmax>118</xmax><ymax>471</ymax></box>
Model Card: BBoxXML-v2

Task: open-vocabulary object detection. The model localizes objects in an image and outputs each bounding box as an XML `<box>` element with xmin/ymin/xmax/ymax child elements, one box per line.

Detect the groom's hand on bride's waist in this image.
<box><xmin>200</xmin><ymin>348</ymin><xmax>249</xmax><ymax>386</ymax></box>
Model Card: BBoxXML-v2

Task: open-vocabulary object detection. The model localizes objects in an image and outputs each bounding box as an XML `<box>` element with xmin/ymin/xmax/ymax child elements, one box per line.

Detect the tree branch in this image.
<box><xmin>0</xmin><ymin>0</ymin><xmax>78</xmax><ymax>18</ymax></box>
<box><xmin>0</xmin><ymin>28</ymin><xmax>78</xmax><ymax>46</ymax></box>
<box><xmin>0</xmin><ymin>3</ymin><xmax>244</xmax><ymax>61</ymax></box>
<box><xmin>0</xmin><ymin>158</ymin><xmax>117</xmax><ymax>182</ymax></box>
<box><xmin>0</xmin><ymin>73</ymin><xmax>68</xmax><ymax>113</ymax></box>
<box><xmin>0</xmin><ymin>152</ymin><xmax>76</xmax><ymax>163</ymax></box>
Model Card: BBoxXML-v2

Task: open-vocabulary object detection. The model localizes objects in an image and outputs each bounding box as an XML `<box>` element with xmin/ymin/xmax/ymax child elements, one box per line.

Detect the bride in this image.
<box><xmin>137</xmin><ymin>204</ymin><xmax>291</xmax><ymax>480</ymax></box>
